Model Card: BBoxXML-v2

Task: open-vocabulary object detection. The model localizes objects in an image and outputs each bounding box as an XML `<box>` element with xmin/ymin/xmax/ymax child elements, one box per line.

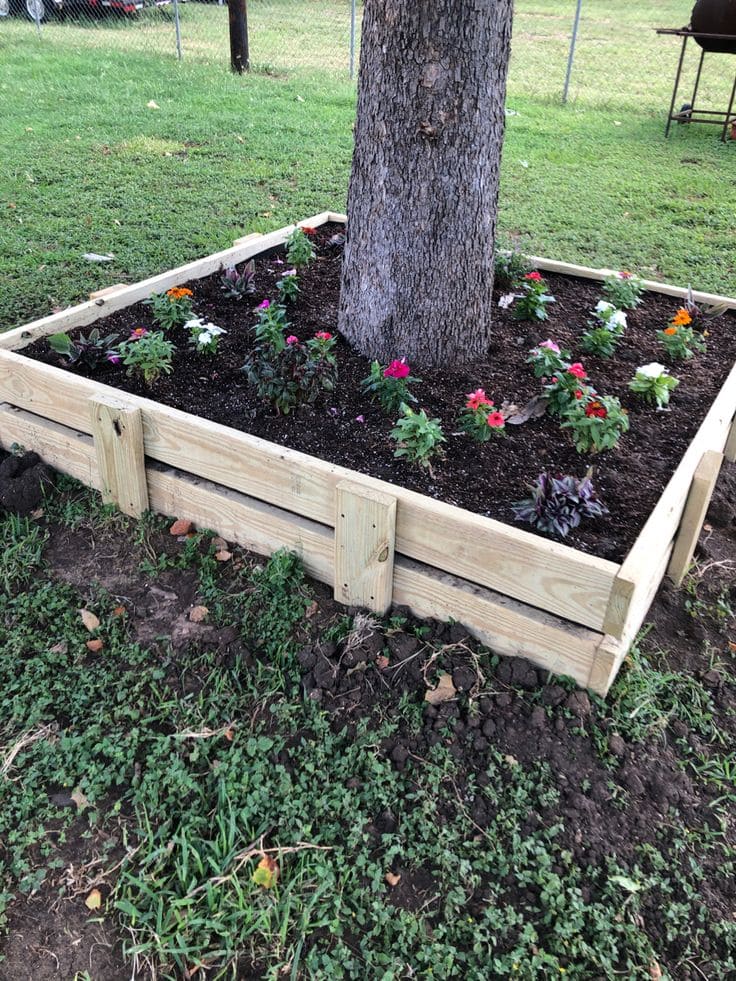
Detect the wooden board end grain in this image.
<box><xmin>667</xmin><ymin>449</ymin><xmax>724</xmax><ymax>586</ymax></box>
<box><xmin>334</xmin><ymin>480</ymin><xmax>396</xmax><ymax>614</ymax></box>
<box><xmin>725</xmin><ymin>414</ymin><xmax>736</xmax><ymax>463</ymax></box>
<box><xmin>89</xmin><ymin>394</ymin><xmax>149</xmax><ymax>517</ymax></box>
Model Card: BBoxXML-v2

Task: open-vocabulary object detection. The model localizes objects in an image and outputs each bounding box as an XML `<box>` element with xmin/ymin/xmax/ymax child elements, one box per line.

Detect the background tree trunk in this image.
<box><xmin>338</xmin><ymin>0</ymin><xmax>514</xmax><ymax>368</ymax></box>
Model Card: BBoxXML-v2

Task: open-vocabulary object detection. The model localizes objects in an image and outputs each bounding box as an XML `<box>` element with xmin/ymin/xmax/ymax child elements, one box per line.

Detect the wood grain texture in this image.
<box><xmin>89</xmin><ymin>284</ymin><xmax>127</xmax><ymax>301</ymax></box>
<box><xmin>334</xmin><ymin>480</ymin><xmax>396</xmax><ymax>614</ymax></box>
<box><xmin>89</xmin><ymin>395</ymin><xmax>149</xmax><ymax>517</ymax></box>
<box><xmin>725</xmin><ymin>414</ymin><xmax>736</xmax><ymax>463</ymax></box>
<box><xmin>667</xmin><ymin>450</ymin><xmax>724</xmax><ymax>586</ymax></box>
<box><xmin>0</xmin><ymin>404</ymin><xmax>100</xmax><ymax>489</ymax></box>
<box><xmin>0</xmin><ymin>350</ymin><xmax>618</xmax><ymax>631</ymax></box>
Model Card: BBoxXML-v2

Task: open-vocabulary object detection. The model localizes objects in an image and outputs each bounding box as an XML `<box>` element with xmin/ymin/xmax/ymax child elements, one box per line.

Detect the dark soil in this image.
<box><xmin>23</xmin><ymin>223</ymin><xmax>736</xmax><ymax>562</ymax></box>
<box><xmin>0</xmin><ymin>452</ymin><xmax>54</xmax><ymax>516</ymax></box>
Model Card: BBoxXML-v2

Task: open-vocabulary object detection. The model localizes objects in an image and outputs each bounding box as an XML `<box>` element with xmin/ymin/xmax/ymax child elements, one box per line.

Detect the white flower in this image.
<box><xmin>595</xmin><ymin>301</ymin><xmax>627</xmax><ymax>329</ymax></box>
<box><xmin>595</xmin><ymin>300</ymin><xmax>616</xmax><ymax>316</ymax></box>
<box><xmin>636</xmin><ymin>362</ymin><xmax>667</xmax><ymax>379</ymax></box>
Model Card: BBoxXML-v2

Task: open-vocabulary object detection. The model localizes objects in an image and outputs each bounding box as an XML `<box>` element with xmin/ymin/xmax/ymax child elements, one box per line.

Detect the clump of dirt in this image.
<box><xmin>0</xmin><ymin>451</ymin><xmax>54</xmax><ymax>515</ymax></box>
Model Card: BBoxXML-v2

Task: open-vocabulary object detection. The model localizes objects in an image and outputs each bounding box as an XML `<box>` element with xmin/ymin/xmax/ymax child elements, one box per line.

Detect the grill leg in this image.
<box><xmin>691</xmin><ymin>47</ymin><xmax>705</xmax><ymax>110</ymax></box>
<box><xmin>666</xmin><ymin>34</ymin><xmax>689</xmax><ymax>137</ymax></box>
<box><xmin>723</xmin><ymin>72</ymin><xmax>736</xmax><ymax>142</ymax></box>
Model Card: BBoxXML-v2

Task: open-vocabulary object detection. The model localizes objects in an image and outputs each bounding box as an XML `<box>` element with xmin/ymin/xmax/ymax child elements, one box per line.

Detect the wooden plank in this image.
<box><xmin>527</xmin><ymin>254</ymin><xmax>736</xmax><ymax>311</ymax></box>
<box><xmin>232</xmin><ymin>232</ymin><xmax>264</xmax><ymax>247</ymax></box>
<box><xmin>89</xmin><ymin>284</ymin><xmax>127</xmax><ymax>302</ymax></box>
<box><xmin>725</xmin><ymin>414</ymin><xmax>736</xmax><ymax>463</ymax></box>
<box><xmin>0</xmin><ymin>404</ymin><xmax>100</xmax><ymax>489</ymax></box>
<box><xmin>89</xmin><ymin>395</ymin><xmax>149</xmax><ymax>517</ymax></box>
<box><xmin>327</xmin><ymin>212</ymin><xmax>348</xmax><ymax>223</ymax></box>
<box><xmin>0</xmin><ymin>351</ymin><xmax>619</xmax><ymax>631</ymax></box>
<box><xmin>334</xmin><ymin>480</ymin><xmax>396</xmax><ymax>614</ymax></box>
<box><xmin>667</xmin><ymin>450</ymin><xmax>723</xmax><ymax>586</ymax></box>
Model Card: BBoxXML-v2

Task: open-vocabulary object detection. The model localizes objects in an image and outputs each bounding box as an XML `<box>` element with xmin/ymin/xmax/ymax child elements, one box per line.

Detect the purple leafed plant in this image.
<box><xmin>220</xmin><ymin>260</ymin><xmax>256</xmax><ymax>299</ymax></box>
<box><xmin>512</xmin><ymin>473</ymin><xmax>607</xmax><ymax>538</ymax></box>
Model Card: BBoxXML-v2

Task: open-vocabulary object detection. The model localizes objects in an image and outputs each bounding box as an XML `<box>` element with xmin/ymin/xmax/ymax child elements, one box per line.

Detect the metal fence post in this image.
<box><xmin>349</xmin><ymin>0</ymin><xmax>356</xmax><ymax>79</ymax></box>
<box><xmin>563</xmin><ymin>0</ymin><xmax>584</xmax><ymax>104</ymax></box>
<box><xmin>173</xmin><ymin>0</ymin><xmax>183</xmax><ymax>60</ymax></box>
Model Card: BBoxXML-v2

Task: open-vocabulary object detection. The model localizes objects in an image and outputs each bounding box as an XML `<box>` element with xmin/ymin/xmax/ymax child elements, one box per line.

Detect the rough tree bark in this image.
<box><xmin>338</xmin><ymin>0</ymin><xmax>514</xmax><ymax>368</ymax></box>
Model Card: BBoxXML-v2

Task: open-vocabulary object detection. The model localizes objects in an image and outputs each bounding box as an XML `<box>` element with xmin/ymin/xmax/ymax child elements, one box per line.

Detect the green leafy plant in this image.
<box><xmin>458</xmin><ymin>388</ymin><xmax>506</xmax><ymax>442</ymax></box>
<box><xmin>658</xmin><ymin>308</ymin><xmax>707</xmax><ymax>360</ymax></box>
<box><xmin>220</xmin><ymin>261</ymin><xmax>256</xmax><ymax>299</ymax></box>
<box><xmin>602</xmin><ymin>271</ymin><xmax>644</xmax><ymax>309</ymax></box>
<box><xmin>361</xmin><ymin>358</ymin><xmax>421</xmax><ymax>415</ymax></box>
<box><xmin>526</xmin><ymin>339</ymin><xmax>570</xmax><ymax>378</ymax></box>
<box><xmin>48</xmin><ymin>328</ymin><xmax>120</xmax><ymax>370</ymax></box>
<box><xmin>143</xmin><ymin>286</ymin><xmax>194</xmax><ymax>330</ymax></box>
<box><xmin>561</xmin><ymin>394</ymin><xmax>630</xmax><ymax>453</ymax></box>
<box><xmin>242</xmin><ymin>330</ymin><xmax>337</xmax><ymax>415</ymax></box>
<box><xmin>628</xmin><ymin>362</ymin><xmax>679</xmax><ymax>409</ymax></box>
<box><xmin>285</xmin><ymin>227</ymin><xmax>316</xmax><ymax>268</ymax></box>
<box><xmin>253</xmin><ymin>299</ymin><xmax>290</xmax><ymax>352</ymax></box>
<box><xmin>581</xmin><ymin>301</ymin><xmax>627</xmax><ymax>357</ymax></box>
<box><xmin>493</xmin><ymin>249</ymin><xmax>533</xmax><ymax>290</ymax></box>
<box><xmin>390</xmin><ymin>403</ymin><xmax>445</xmax><ymax>471</ymax></box>
<box><xmin>118</xmin><ymin>329</ymin><xmax>175</xmax><ymax>385</ymax></box>
<box><xmin>543</xmin><ymin>362</ymin><xmax>592</xmax><ymax>418</ymax></box>
<box><xmin>276</xmin><ymin>268</ymin><xmax>299</xmax><ymax>303</ymax></box>
<box><xmin>512</xmin><ymin>472</ymin><xmax>607</xmax><ymax>537</ymax></box>
<box><xmin>185</xmin><ymin>317</ymin><xmax>227</xmax><ymax>355</ymax></box>
<box><xmin>513</xmin><ymin>271</ymin><xmax>555</xmax><ymax>321</ymax></box>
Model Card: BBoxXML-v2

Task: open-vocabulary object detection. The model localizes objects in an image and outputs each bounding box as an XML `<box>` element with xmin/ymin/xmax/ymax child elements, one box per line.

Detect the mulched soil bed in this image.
<box><xmin>24</xmin><ymin>222</ymin><xmax>736</xmax><ymax>562</ymax></box>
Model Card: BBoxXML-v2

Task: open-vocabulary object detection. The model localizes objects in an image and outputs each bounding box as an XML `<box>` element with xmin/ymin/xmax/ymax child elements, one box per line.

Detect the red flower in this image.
<box><xmin>384</xmin><ymin>359</ymin><xmax>410</xmax><ymax>379</ymax></box>
<box><xmin>315</xmin><ymin>331</ymin><xmax>332</xmax><ymax>341</ymax></box>
<box><xmin>568</xmin><ymin>362</ymin><xmax>587</xmax><ymax>380</ymax></box>
<box><xmin>301</xmin><ymin>226</ymin><xmax>317</xmax><ymax>237</ymax></box>
<box><xmin>486</xmin><ymin>411</ymin><xmax>505</xmax><ymax>428</ymax></box>
<box><xmin>585</xmin><ymin>401</ymin><xmax>607</xmax><ymax>419</ymax></box>
<box><xmin>525</xmin><ymin>271</ymin><xmax>543</xmax><ymax>282</ymax></box>
<box><xmin>465</xmin><ymin>388</ymin><xmax>493</xmax><ymax>411</ymax></box>
<box><xmin>574</xmin><ymin>389</ymin><xmax>584</xmax><ymax>399</ymax></box>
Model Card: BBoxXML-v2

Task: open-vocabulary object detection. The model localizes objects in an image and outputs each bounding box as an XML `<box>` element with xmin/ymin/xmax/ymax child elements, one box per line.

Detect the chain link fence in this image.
<box><xmin>0</xmin><ymin>0</ymin><xmax>360</xmax><ymax>76</ymax></box>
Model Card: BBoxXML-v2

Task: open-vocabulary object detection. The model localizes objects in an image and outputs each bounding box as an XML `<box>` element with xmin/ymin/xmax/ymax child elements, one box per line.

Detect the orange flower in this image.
<box><xmin>671</xmin><ymin>308</ymin><xmax>692</xmax><ymax>327</ymax></box>
<box><xmin>166</xmin><ymin>286</ymin><xmax>193</xmax><ymax>300</ymax></box>
<box><xmin>663</xmin><ymin>326</ymin><xmax>678</xmax><ymax>336</ymax></box>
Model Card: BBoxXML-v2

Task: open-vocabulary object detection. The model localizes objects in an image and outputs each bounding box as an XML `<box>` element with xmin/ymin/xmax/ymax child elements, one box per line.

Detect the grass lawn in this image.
<box><xmin>1</xmin><ymin>0</ymin><xmax>735</xmax><ymax>331</ymax></box>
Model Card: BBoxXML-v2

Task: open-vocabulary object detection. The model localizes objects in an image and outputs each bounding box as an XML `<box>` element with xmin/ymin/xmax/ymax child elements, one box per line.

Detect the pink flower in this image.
<box><xmin>286</xmin><ymin>335</ymin><xmax>299</xmax><ymax>345</ymax></box>
<box><xmin>384</xmin><ymin>359</ymin><xmax>410</xmax><ymax>379</ymax></box>
<box><xmin>539</xmin><ymin>339</ymin><xmax>560</xmax><ymax>354</ymax></box>
<box><xmin>284</xmin><ymin>268</ymin><xmax>297</xmax><ymax>277</ymax></box>
<box><xmin>568</xmin><ymin>362</ymin><xmax>587</xmax><ymax>380</ymax></box>
<box><xmin>574</xmin><ymin>389</ymin><xmax>584</xmax><ymax>399</ymax></box>
<box><xmin>551</xmin><ymin>376</ymin><xmax>558</xmax><ymax>384</ymax></box>
<box><xmin>106</xmin><ymin>353</ymin><xmax>121</xmax><ymax>364</ymax></box>
<box><xmin>486</xmin><ymin>411</ymin><xmax>505</xmax><ymax>428</ymax></box>
<box><xmin>315</xmin><ymin>331</ymin><xmax>332</xmax><ymax>341</ymax></box>
<box><xmin>525</xmin><ymin>271</ymin><xmax>543</xmax><ymax>282</ymax></box>
<box><xmin>355</xmin><ymin>415</ymin><xmax>365</xmax><ymax>423</ymax></box>
<box><xmin>130</xmin><ymin>327</ymin><xmax>148</xmax><ymax>339</ymax></box>
<box><xmin>465</xmin><ymin>388</ymin><xmax>493</xmax><ymax>411</ymax></box>
<box><xmin>258</xmin><ymin>299</ymin><xmax>271</xmax><ymax>309</ymax></box>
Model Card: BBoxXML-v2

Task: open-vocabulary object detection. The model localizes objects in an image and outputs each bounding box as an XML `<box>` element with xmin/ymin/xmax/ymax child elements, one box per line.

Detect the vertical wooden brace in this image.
<box><xmin>725</xmin><ymin>414</ymin><xmax>736</xmax><ymax>463</ymax></box>
<box><xmin>667</xmin><ymin>449</ymin><xmax>723</xmax><ymax>586</ymax></box>
<box><xmin>334</xmin><ymin>480</ymin><xmax>397</xmax><ymax>615</ymax></box>
<box><xmin>89</xmin><ymin>395</ymin><xmax>149</xmax><ymax>517</ymax></box>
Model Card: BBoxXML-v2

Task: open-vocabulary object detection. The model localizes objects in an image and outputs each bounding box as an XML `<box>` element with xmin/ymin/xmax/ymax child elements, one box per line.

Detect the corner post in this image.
<box><xmin>89</xmin><ymin>395</ymin><xmax>149</xmax><ymax>517</ymax></box>
<box><xmin>334</xmin><ymin>480</ymin><xmax>396</xmax><ymax>615</ymax></box>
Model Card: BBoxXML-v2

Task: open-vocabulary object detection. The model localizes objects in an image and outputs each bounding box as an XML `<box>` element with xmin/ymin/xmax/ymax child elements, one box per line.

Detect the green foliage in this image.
<box><xmin>276</xmin><ymin>269</ymin><xmax>300</xmax><ymax>303</ymax></box>
<box><xmin>143</xmin><ymin>289</ymin><xmax>194</xmax><ymax>330</ymax></box>
<box><xmin>390</xmin><ymin>403</ymin><xmax>445</xmax><ymax>470</ymax></box>
<box><xmin>285</xmin><ymin>227</ymin><xmax>316</xmax><ymax>268</ymax></box>
<box><xmin>513</xmin><ymin>273</ymin><xmax>555</xmax><ymax>321</ymax></box>
<box><xmin>242</xmin><ymin>325</ymin><xmax>338</xmax><ymax>415</ymax></box>
<box><xmin>561</xmin><ymin>394</ymin><xmax>630</xmax><ymax>453</ymax></box>
<box><xmin>118</xmin><ymin>330</ymin><xmax>176</xmax><ymax>386</ymax></box>
<box><xmin>493</xmin><ymin>249</ymin><xmax>533</xmax><ymax>290</ymax></box>
<box><xmin>48</xmin><ymin>328</ymin><xmax>120</xmax><ymax>370</ymax></box>
<box><xmin>360</xmin><ymin>359</ymin><xmax>421</xmax><ymax>415</ymax></box>
<box><xmin>658</xmin><ymin>323</ymin><xmax>707</xmax><ymax>360</ymax></box>
<box><xmin>602</xmin><ymin>272</ymin><xmax>644</xmax><ymax>310</ymax></box>
<box><xmin>629</xmin><ymin>365</ymin><xmax>679</xmax><ymax>409</ymax></box>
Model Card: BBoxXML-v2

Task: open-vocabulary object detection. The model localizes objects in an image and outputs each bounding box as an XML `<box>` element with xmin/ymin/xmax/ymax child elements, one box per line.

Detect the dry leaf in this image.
<box><xmin>215</xmin><ymin>550</ymin><xmax>232</xmax><ymax>562</ymax></box>
<box><xmin>252</xmin><ymin>854</ymin><xmax>279</xmax><ymax>889</ymax></box>
<box><xmin>31</xmin><ymin>507</ymin><xmax>44</xmax><ymax>519</ymax></box>
<box><xmin>189</xmin><ymin>606</ymin><xmax>209</xmax><ymax>623</ymax></box>
<box><xmin>498</xmin><ymin>292</ymin><xmax>516</xmax><ymax>309</ymax></box>
<box><xmin>224</xmin><ymin>727</ymin><xmax>235</xmax><ymax>742</ymax></box>
<box><xmin>85</xmin><ymin>888</ymin><xmax>102</xmax><ymax>911</ymax></box>
<box><xmin>79</xmin><ymin>609</ymin><xmax>100</xmax><ymax>632</ymax></box>
<box><xmin>71</xmin><ymin>789</ymin><xmax>90</xmax><ymax>812</ymax></box>
<box><xmin>385</xmin><ymin>871</ymin><xmax>401</xmax><ymax>887</ymax></box>
<box><xmin>504</xmin><ymin>754</ymin><xmax>519</xmax><ymax>767</ymax></box>
<box><xmin>729</xmin><ymin>641</ymin><xmax>736</xmax><ymax>653</ymax></box>
<box><xmin>170</xmin><ymin>518</ymin><xmax>193</xmax><ymax>536</ymax></box>
<box><xmin>112</xmin><ymin>605</ymin><xmax>126</xmax><ymax>617</ymax></box>
<box><xmin>376</xmin><ymin>655</ymin><xmax>390</xmax><ymax>670</ymax></box>
<box><xmin>305</xmin><ymin>600</ymin><xmax>319</xmax><ymax>618</ymax></box>
<box><xmin>504</xmin><ymin>394</ymin><xmax>548</xmax><ymax>425</ymax></box>
<box><xmin>147</xmin><ymin>99</ymin><xmax>160</xmax><ymax>109</ymax></box>
<box><xmin>211</xmin><ymin>535</ymin><xmax>228</xmax><ymax>550</ymax></box>
<box><xmin>649</xmin><ymin>961</ymin><xmax>663</xmax><ymax>980</ymax></box>
<box><xmin>424</xmin><ymin>672</ymin><xmax>457</xmax><ymax>705</ymax></box>
<box><xmin>86</xmin><ymin>638</ymin><xmax>104</xmax><ymax>653</ymax></box>
<box><xmin>50</xmin><ymin>641</ymin><xmax>68</xmax><ymax>655</ymax></box>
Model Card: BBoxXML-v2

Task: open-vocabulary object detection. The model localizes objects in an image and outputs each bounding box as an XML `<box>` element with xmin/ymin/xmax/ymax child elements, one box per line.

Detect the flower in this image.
<box><xmin>355</xmin><ymin>415</ymin><xmax>365</xmax><ymax>423</ymax></box>
<box><xmin>284</xmin><ymin>268</ymin><xmax>297</xmax><ymax>277</ymax></box>
<box><xmin>525</xmin><ymin>271</ymin><xmax>543</xmax><ymax>282</ymax></box>
<box><xmin>574</xmin><ymin>389</ymin><xmax>584</xmax><ymax>399</ymax></box>
<box><xmin>301</xmin><ymin>226</ymin><xmax>317</xmax><ymax>236</ymax></box>
<box><xmin>620</xmin><ymin>271</ymin><xmax>633</xmax><ymax>279</ymax></box>
<box><xmin>663</xmin><ymin>326</ymin><xmax>677</xmax><ymax>336</ymax></box>
<box><xmin>258</xmin><ymin>299</ymin><xmax>271</xmax><ymax>309</ymax></box>
<box><xmin>568</xmin><ymin>362</ymin><xmax>587</xmax><ymax>380</ymax></box>
<box><xmin>384</xmin><ymin>359</ymin><xmax>410</xmax><ymax>379</ymax></box>
<box><xmin>130</xmin><ymin>327</ymin><xmax>148</xmax><ymax>339</ymax></box>
<box><xmin>286</xmin><ymin>335</ymin><xmax>299</xmax><ymax>345</ymax></box>
<box><xmin>635</xmin><ymin>362</ymin><xmax>667</xmax><ymax>379</ymax></box>
<box><xmin>539</xmin><ymin>339</ymin><xmax>560</xmax><ymax>353</ymax></box>
<box><xmin>585</xmin><ymin>400</ymin><xmax>607</xmax><ymax>419</ymax></box>
<box><xmin>671</xmin><ymin>308</ymin><xmax>692</xmax><ymax>327</ymax></box>
<box><xmin>106</xmin><ymin>353</ymin><xmax>121</xmax><ymax>364</ymax></box>
<box><xmin>166</xmin><ymin>287</ymin><xmax>193</xmax><ymax>300</ymax></box>
<box><xmin>315</xmin><ymin>331</ymin><xmax>333</xmax><ymax>341</ymax></box>
<box><xmin>486</xmin><ymin>411</ymin><xmax>505</xmax><ymax>428</ymax></box>
<box><xmin>465</xmin><ymin>388</ymin><xmax>493</xmax><ymax>410</ymax></box>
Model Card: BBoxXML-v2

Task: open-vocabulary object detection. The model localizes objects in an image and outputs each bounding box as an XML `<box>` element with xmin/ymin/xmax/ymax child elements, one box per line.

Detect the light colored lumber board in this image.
<box><xmin>612</xmin><ymin>359</ymin><xmax>736</xmax><ymax>623</ymax></box>
<box><xmin>2</xmin><ymin>404</ymin><xmax>607</xmax><ymax>691</ymax></box>
<box><xmin>232</xmin><ymin>232</ymin><xmax>264</xmax><ymax>247</ymax></box>
<box><xmin>0</xmin><ymin>404</ymin><xmax>100</xmax><ymax>489</ymax></box>
<box><xmin>334</xmin><ymin>480</ymin><xmax>396</xmax><ymax>614</ymax></box>
<box><xmin>725</xmin><ymin>415</ymin><xmax>736</xmax><ymax>463</ymax></box>
<box><xmin>0</xmin><ymin>350</ymin><xmax>618</xmax><ymax>631</ymax></box>
<box><xmin>89</xmin><ymin>395</ymin><xmax>149</xmax><ymax>517</ymax></box>
<box><xmin>89</xmin><ymin>284</ymin><xmax>127</xmax><ymax>302</ymax></box>
<box><xmin>527</xmin><ymin>254</ymin><xmax>736</xmax><ymax>310</ymax></box>
<box><xmin>327</xmin><ymin>212</ymin><xmax>347</xmax><ymax>223</ymax></box>
<box><xmin>0</xmin><ymin>215</ymin><xmax>328</xmax><ymax>352</ymax></box>
<box><xmin>667</xmin><ymin>450</ymin><xmax>723</xmax><ymax>586</ymax></box>
<box><xmin>392</xmin><ymin>557</ymin><xmax>602</xmax><ymax>691</ymax></box>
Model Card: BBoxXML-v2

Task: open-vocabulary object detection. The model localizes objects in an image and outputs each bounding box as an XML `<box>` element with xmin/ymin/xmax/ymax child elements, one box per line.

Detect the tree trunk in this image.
<box><xmin>338</xmin><ymin>0</ymin><xmax>514</xmax><ymax>368</ymax></box>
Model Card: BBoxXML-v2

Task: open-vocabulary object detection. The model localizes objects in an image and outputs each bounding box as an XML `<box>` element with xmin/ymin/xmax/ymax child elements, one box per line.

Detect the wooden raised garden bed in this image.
<box><xmin>1</xmin><ymin>211</ymin><xmax>735</xmax><ymax>695</ymax></box>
